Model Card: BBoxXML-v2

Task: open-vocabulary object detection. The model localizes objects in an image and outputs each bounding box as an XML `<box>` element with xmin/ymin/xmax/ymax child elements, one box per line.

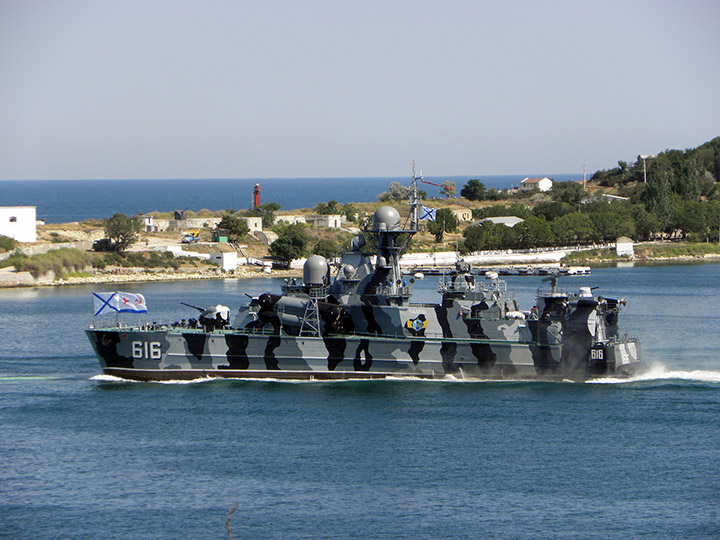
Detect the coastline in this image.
<box><xmin>3</xmin><ymin>252</ymin><xmax>719</xmax><ymax>290</ymax></box>
<box><xmin>0</xmin><ymin>266</ymin><xmax>304</xmax><ymax>289</ymax></box>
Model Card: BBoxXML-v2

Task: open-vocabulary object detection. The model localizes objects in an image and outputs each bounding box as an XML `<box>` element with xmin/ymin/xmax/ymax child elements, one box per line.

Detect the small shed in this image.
<box><xmin>616</xmin><ymin>236</ymin><xmax>634</xmax><ymax>258</ymax></box>
<box><xmin>210</xmin><ymin>251</ymin><xmax>238</xmax><ymax>271</ymax></box>
<box><xmin>212</xmin><ymin>229</ymin><xmax>230</xmax><ymax>243</ymax></box>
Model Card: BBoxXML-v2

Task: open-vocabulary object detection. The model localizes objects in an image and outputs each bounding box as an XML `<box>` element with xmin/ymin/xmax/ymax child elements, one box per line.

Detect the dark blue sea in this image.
<box><xmin>1</xmin><ymin>264</ymin><xmax>719</xmax><ymax>539</ymax></box>
<box><xmin>0</xmin><ymin>174</ymin><xmax>579</xmax><ymax>223</ymax></box>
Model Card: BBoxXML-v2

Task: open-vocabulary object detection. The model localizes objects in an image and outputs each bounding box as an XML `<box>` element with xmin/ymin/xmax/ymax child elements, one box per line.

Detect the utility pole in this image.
<box><xmin>638</xmin><ymin>154</ymin><xmax>657</xmax><ymax>183</ymax></box>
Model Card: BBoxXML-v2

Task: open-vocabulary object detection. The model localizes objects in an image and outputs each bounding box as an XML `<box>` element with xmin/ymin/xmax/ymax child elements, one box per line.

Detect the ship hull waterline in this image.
<box><xmin>87</xmin><ymin>328</ymin><xmax>642</xmax><ymax>382</ymax></box>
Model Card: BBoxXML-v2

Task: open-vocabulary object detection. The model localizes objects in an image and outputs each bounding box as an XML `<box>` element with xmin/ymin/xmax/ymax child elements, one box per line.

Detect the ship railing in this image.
<box><xmin>369</xmin><ymin>284</ymin><xmax>413</xmax><ymax>298</ymax></box>
<box><xmin>536</xmin><ymin>286</ymin><xmax>571</xmax><ymax>297</ymax></box>
<box><xmin>307</xmin><ymin>285</ymin><xmax>329</xmax><ymax>299</ymax></box>
<box><xmin>438</xmin><ymin>276</ymin><xmax>507</xmax><ymax>294</ymax></box>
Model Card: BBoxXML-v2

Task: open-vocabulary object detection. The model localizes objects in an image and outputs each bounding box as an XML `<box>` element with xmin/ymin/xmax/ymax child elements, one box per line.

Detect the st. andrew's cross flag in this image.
<box><xmin>93</xmin><ymin>291</ymin><xmax>147</xmax><ymax>316</ymax></box>
<box><xmin>420</xmin><ymin>205</ymin><xmax>436</xmax><ymax>221</ymax></box>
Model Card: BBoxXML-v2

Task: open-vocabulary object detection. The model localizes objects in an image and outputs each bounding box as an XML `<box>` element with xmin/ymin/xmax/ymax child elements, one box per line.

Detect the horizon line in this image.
<box><xmin>0</xmin><ymin>172</ymin><xmax>581</xmax><ymax>182</ymax></box>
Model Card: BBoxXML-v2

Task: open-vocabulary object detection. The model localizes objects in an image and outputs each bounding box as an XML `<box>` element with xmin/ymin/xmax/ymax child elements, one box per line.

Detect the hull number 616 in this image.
<box><xmin>132</xmin><ymin>341</ymin><xmax>162</xmax><ymax>360</ymax></box>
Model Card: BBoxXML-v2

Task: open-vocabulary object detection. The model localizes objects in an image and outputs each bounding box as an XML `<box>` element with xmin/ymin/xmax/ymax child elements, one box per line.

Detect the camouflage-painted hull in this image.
<box><xmin>86</xmin><ymin>326</ymin><xmax>642</xmax><ymax>382</ymax></box>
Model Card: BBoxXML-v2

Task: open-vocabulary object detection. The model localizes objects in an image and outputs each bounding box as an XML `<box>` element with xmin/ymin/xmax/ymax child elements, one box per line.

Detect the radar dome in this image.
<box><xmin>342</xmin><ymin>264</ymin><xmax>356</xmax><ymax>278</ymax></box>
<box><xmin>372</xmin><ymin>206</ymin><xmax>401</xmax><ymax>231</ymax></box>
<box><xmin>303</xmin><ymin>255</ymin><xmax>329</xmax><ymax>286</ymax></box>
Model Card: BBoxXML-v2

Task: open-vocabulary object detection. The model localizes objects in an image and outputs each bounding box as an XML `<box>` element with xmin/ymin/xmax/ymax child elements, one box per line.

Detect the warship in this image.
<box><xmin>87</xmin><ymin>171</ymin><xmax>644</xmax><ymax>382</ymax></box>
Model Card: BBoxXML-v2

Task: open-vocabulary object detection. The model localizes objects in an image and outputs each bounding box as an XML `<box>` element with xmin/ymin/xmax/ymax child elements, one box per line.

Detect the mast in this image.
<box><xmin>409</xmin><ymin>161</ymin><xmax>422</xmax><ymax>231</ymax></box>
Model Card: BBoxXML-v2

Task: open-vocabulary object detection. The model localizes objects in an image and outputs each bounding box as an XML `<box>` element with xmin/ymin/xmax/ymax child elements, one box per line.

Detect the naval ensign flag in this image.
<box><xmin>93</xmin><ymin>291</ymin><xmax>148</xmax><ymax>316</ymax></box>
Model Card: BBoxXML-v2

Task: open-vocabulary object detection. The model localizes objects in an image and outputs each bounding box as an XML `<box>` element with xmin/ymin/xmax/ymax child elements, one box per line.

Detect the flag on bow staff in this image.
<box><xmin>93</xmin><ymin>291</ymin><xmax>147</xmax><ymax>316</ymax></box>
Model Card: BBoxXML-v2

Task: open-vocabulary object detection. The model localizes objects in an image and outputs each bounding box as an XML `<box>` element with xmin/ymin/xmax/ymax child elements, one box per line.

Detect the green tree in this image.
<box><xmin>514</xmin><ymin>216</ymin><xmax>554</xmax><ymax>248</ymax></box>
<box><xmin>472</xmin><ymin>203</ymin><xmax>532</xmax><ymax>220</ymax></box>
<box><xmin>218</xmin><ymin>213</ymin><xmax>250</xmax><ymax>242</ymax></box>
<box><xmin>378</xmin><ymin>182</ymin><xmax>410</xmax><ymax>201</ymax></box>
<box><xmin>462</xmin><ymin>222</ymin><xmax>517</xmax><ymax>252</ymax></box>
<box><xmin>460</xmin><ymin>179</ymin><xmax>487</xmax><ymax>201</ymax></box>
<box><xmin>631</xmin><ymin>205</ymin><xmax>660</xmax><ymax>241</ymax></box>
<box><xmin>312</xmin><ymin>238</ymin><xmax>338</xmax><ymax>258</ymax></box>
<box><xmin>589</xmin><ymin>212</ymin><xmax>635</xmax><ymax>242</ymax></box>
<box><xmin>534</xmin><ymin>201</ymin><xmax>573</xmax><ymax>222</ymax></box>
<box><xmin>341</xmin><ymin>203</ymin><xmax>358</xmax><ymax>223</ymax></box>
<box><xmin>641</xmin><ymin>170</ymin><xmax>675</xmax><ymax>231</ymax></box>
<box><xmin>104</xmin><ymin>213</ymin><xmax>140</xmax><ymax>252</ymax></box>
<box><xmin>551</xmin><ymin>213</ymin><xmax>594</xmax><ymax>245</ymax></box>
<box><xmin>441</xmin><ymin>181</ymin><xmax>456</xmax><ymax>198</ymax></box>
<box><xmin>673</xmin><ymin>200</ymin><xmax>707</xmax><ymax>240</ymax></box>
<box><xmin>551</xmin><ymin>181</ymin><xmax>585</xmax><ymax>206</ymax></box>
<box><xmin>427</xmin><ymin>208</ymin><xmax>459</xmax><ymax>242</ymax></box>
<box><xmin>270</xmin><ymin>223</ymin><xmax>309</xmax><ymax>262</ymax></box>
<box><xmin>314</xmin><ymin>200</ymin><xmax>340</xmax><ymax>215</ymax></box>
<box><xmin>0</xmin><ymin>234</ymin><xmax>15</xmax><ymax>252</ymax></box>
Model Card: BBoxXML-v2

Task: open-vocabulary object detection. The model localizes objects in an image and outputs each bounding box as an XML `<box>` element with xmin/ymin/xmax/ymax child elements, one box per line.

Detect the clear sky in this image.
<box><xmin>1</xmin><ymin>0</ymin><xmax>718</xmax><ymax>180</ymax></box>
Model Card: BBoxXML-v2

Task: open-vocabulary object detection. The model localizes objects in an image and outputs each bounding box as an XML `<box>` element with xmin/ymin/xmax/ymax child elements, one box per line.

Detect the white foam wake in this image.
<box><xmin>589</xmin><ymin>363</ymin><xmax>720</xmax><ymax>384</ymax></box>
<box><xmin>90</xmin><ymin>374</ymin><xmax>140</xmax><ymax>383</ymax></box>
<box><xmin>89</xmin><ymin>365</ymin><xmax>720</xmax><ymax>386</ymax></box>
<box><xmin>90</xmin><ymin>374</ymin><xmax>218</xmax><ymax>384</ymax></box>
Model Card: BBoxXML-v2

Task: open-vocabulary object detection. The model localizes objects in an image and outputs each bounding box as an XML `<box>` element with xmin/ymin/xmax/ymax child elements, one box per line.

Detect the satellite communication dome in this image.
<box><xmin>342</xmin><ymin>264</ymin><xmax>356</xmax><ymax>278</ymax></box>
<box><xmin>303</xmin><ymin>255</ymin><xmax>329</xmax><ymax>286</ymax></box>
<box><xmin>372</xmin><ymin>206</ymin><xmax>401</xmax><ymax>231</ymax></box>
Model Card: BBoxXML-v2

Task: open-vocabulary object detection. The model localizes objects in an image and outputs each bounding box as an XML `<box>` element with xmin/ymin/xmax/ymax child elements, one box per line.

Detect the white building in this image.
<box><xmin>0</xmin><ymin>206</ymin><xmax>37</xmax><ymax>243</ymax></box>
<box><xmin>274</xmin><ymin>215</ymin><xmax>306</xmax><ymax>225</ymax></box>
<box><xmin>451</xmin><ymin>209</ymin><xmax>472</xmax><ymax>222</ymax></box>
<box><xmin>210</xmin><ymin>251</ymin><xmax>238</xmax><ymax>271</ymax></box>
<box><xmin>616</xmin><ymin>237</ymin><xmax>634</xmax><ymax>258</ymax></box>
<box><xmin>305</xmin><ymin>214</ymin><xmax>343</xmax><ymax>228</ymax></box>
<box><xmin>242</xmin><ymin>217</ymin><xmax>263</xmax><ymax>232</ymax></box>
<box><xmin>477</xmin><ymin>216</ymin><xmax>525</xmax><ymax>227</ymax></box>
<box><xmin>520</xmin><ymin>177</ymin><xmax>553</xmax><ymax>192</ymax></box>
<box><xmin>142</xmin><ymin>215</ymin><xmax>155</xmax><ymax>232</ymax></box>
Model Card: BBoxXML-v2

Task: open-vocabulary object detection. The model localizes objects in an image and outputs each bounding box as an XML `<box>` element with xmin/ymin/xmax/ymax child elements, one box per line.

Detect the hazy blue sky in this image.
<box><xmin>1</xmin><ymin>0</ymin><xmax>718</xmax><ymax>180</ymax></box>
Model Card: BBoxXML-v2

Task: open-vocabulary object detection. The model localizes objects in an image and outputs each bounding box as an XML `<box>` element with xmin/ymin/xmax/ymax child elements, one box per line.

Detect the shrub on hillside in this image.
<box><xmin>0</xmin><ymin>235</ymin><xmax>15</xmax><ymax>252</ymax></box>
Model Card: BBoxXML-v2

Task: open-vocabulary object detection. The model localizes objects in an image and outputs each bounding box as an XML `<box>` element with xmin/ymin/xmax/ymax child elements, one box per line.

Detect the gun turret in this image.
<box><xmin>181</xmin><ymin>302</ymin><xmax>205</xmax><ymax>312</ymax></box>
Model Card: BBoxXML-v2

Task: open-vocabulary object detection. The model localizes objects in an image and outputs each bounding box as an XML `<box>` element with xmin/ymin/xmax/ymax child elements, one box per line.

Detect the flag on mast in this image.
<box><xmin>420</xmin><ymin>205</ymin><xmax>436</xmax><ymax>221</ymax></box>
<box><xmin>93</xmin><ymin>292</ymin><xmax>147</xmax><ymax>315</ymax></box>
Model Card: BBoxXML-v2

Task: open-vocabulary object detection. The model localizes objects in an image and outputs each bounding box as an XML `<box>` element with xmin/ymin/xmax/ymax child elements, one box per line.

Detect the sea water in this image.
<box><xmin>0</xmin><ymin>174</ymin><xmax>579</xmax><ymax>223</ymax></box>
<box><xmin>1</xmin><ymin>264</ymin><xmax>719</xmax><ymax>539</ymax></box>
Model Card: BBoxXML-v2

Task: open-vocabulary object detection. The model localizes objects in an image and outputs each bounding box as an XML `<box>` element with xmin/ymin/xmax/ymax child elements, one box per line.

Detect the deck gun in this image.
<box><xmin>181</xmin><ymin>302</ymin><xmax>205</xmax><ymax>312</ymax></box>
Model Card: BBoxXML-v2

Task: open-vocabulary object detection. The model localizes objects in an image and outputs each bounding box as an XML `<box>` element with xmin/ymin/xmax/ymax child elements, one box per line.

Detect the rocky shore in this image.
<box><xmin>0</xmin><ymin>266</ymin><xmax>303</xmax><ymax>288</ymax></box>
